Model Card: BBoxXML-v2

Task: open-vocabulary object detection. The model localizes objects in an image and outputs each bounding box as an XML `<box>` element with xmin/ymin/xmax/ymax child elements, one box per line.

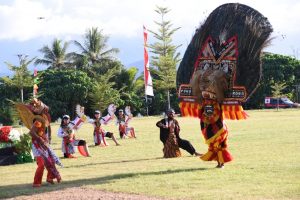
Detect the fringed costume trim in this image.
<box><xmin>179</xmin><ymin>101</ymin><xmax>201</xmax><ymax>118</ymax></box>
<box><xmin>221</xmin><ymin>104</ymin><xmax>248</xmax><ymax>120</ymax></box>
<box><xmin>179</xmin><ymin>101</ymin><xmax>248</xmax><ymax>120</ymax></box>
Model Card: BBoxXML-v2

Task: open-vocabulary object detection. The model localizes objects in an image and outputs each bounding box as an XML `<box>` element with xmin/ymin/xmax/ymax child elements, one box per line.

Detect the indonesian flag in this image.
<box><xmin>143</xmin><ymin>25</ymin><xmax>154</xmax><ymax>96</ymax></box>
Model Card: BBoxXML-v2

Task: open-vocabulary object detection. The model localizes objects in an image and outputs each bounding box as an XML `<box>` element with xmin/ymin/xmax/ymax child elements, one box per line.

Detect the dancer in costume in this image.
<box><xmin>89</xmin><ymin>104</ymin><xmax>118</xmax><ymax>146</ymax></box>
<box><xmin>89</xmin><ymin>110</ymin><xmax>120</xmax><ymax>146</ymax></box>
<box><xmin>30</xmin><ymin>116</ymin><xmax>62</xmax><ymax>187</ymax></box>
<box><xmin>27</xmin><ymin>98</ymin><xmax>52</xmax><ymax>143</ymax></box>
<box><xmin>176</xmin><ymin>3</ymin><xmax>272</xmax><ymax>168</ymax></box>
<box><xmin>57</xmin><ymin>115</ymin><xmax>90</xmax><ymax>158</ymax></box>
<box><xmin>156</xmin><ymin>109</ymin><xmax>201</xmax><ymax>158</ymax></box>
<box><xmin>116</xmin><ymin>107</ymin><xmax>136</xmax><ymax>139</ymax></box>
<box><xmin>14</xmin><ymin>102</ymin><xmax>62</xmax><ymax>187</ymax></box>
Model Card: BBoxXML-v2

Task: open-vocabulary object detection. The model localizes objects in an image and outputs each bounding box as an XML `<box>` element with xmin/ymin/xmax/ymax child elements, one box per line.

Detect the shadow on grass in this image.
<box><xmin>63</xmin><ymin>157</ymin><xmax>165</xmax><ymax>168</ymax></box>
<box><xmin>0</xmin><ymin>167</ymin><xmax>209</xmax><ymax>199</ymax></box>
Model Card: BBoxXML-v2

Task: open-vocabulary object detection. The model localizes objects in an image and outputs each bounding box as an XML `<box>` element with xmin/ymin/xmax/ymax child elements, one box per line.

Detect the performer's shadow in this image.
<box><xmin>0</xmin><ymin>167</ymin><xmax>210</xmax><ymax>199</ymax></box>
<box><xmin>63</xmin><ymin>157</ymin><xmax>165</xmax><ymax>168</ymax></box>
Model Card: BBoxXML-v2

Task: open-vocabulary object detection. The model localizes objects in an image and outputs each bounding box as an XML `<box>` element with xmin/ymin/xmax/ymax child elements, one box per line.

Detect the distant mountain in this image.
<box><xmin>0</xmin><ymin>65</ymin><xmax>47</xmax><ymax>77</ymax></box>
<box><xmin>126</xmin><ymin>59</ymin><xmax>144</xmax><ymax>75</ymax></box>
<box><xmin>0</xmin><ymin>59</ymin><xmax>145</xmax><ymax>78</ymax></box>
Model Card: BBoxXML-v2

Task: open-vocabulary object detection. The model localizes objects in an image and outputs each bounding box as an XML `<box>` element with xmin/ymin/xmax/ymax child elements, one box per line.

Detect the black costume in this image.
<box><xmin>156</xmin><ymin>118</ymin><xmax>197</xmax><ymax>156</ymax></box>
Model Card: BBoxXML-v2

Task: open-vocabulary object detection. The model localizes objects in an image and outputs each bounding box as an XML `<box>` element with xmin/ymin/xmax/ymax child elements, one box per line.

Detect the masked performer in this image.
<box><xmin>156</xmin><ymin>109</ymin><xmax>201</xmax><ymax>158</ymax></box>
<box><xmin>176</xmin><ymin>3</ymin><xmax>272</xmax><ymax>168</ymax></box>
<box><xmin>116</xmin><ymin>107</ymin><xmax>136</xmax><ymax>139</ymax></box>
<box><xmin>89</xmin><ymin>110</ymin><xmax>120</xmax><ymax>146</ymax></box>
<box><xmin>57</xmin><ymin>115</ymin><xmax>90</xmax><ymax>158</ymax></box>
<box><xmin>14</xmin><ymin>103</ymin><xmax>62</xmax><ymax>187</ymax></box>
<box><xmin>27</xmin><ymin>98</ymin><xmax>52</xmax><ymax>144</ymax></box>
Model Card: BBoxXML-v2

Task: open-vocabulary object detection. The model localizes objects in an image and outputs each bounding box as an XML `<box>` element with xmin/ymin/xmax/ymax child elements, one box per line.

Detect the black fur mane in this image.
<box><xmin>177</xmin><ymin>3</ymin><xmax>273</xmax><ymax>101</ymax></box>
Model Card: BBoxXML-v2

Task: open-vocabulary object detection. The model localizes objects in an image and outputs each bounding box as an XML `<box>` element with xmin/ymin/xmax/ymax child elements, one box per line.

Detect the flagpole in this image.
<box><xmin>33</xmin><ymin>68</ymin><xmax>38</xmax><ymax>98</ymax></box>
<box><xmin>145</xmin><ymin>94</ymin><xmax>148</xmax><ymax>116</ymax></box>
<box><xmin>144</xmin><ymin>25</ymin><xmax>148</xmax><ymax>116</ymax></box>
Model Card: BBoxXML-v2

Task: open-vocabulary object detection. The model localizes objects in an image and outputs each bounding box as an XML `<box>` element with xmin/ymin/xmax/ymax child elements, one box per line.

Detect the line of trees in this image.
<box><xmin>245</xmin><ymin>53</ymin><xmax>300</xmax><ymax>109</ymax></box>
<box><xmin>1</xmin><ymin>6</ymin><xmax>300</xmax><ymax>125</ymax></box>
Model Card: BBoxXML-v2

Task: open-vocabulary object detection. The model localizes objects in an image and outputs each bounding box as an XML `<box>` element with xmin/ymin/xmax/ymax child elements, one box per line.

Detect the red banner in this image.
<box><xmin>143</xmin><ymin>25</ymin><xmax>154</xmax><ymax>96</ymax></box>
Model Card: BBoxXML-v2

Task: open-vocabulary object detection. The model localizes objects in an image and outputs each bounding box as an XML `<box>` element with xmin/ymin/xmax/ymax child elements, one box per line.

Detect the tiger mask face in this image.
<box><xmin>190</xmin><ymin>69</ymin><xmax>228</xmax><ymax>103</ymax></box>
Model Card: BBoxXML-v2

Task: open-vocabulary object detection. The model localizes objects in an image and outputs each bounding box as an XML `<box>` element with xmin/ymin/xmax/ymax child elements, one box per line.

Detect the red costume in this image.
<box><xmin>15</xmin><ymin>100</ymin><xmax>62</xmax><ymax>186</ymax></box>
<box><xmin>176</xmin><ymin>3</ymin><xmax>272</xmax><ymax>167</ymax></box>
<box><xmin>30</xmin><ymin>117</ymin><xmax>62</xmax><ymax>187</ymax></box>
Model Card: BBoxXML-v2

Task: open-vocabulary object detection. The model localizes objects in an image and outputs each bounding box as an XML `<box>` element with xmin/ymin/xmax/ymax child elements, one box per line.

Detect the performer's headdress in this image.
<box><xmin>63</xmin><ymin>115</ymin><xmax>70</xmax><ymax>119</ymax></box>
<box><xmin>14</xmin><ymin>103</ymin><xmax>50</xmax><ymax>129</ymax></box>
<box><xmin>167</xmin><ymin>109</ymin><xmax>175</xmax><ymax>114</ymax></box>
<box><xmin>119</xmin><ymin>109</ymin><xmax>124</xmax><ymax>113</ymax></box>
<box><xmin>177</xmin><ymin>3</ymin><xmax>273</xmax><ymax>119</ymax></box>
<box><xmin>94</xmin><ymin>110</ymin><xmax>101</xmax><ymax>114</ymax></box>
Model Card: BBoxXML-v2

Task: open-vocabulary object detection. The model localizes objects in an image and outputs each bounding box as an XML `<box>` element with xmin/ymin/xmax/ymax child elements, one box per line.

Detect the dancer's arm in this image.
<box><xmin>156</xmin><ymin>119</ymin><xmax>167</xmax><ymax>129</ymax></box>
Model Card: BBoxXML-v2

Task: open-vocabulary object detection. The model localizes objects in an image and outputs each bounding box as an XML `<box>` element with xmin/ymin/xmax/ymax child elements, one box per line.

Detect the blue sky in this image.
<box><xmin>1</xmin><ymin>0</ymin><xmax>300</xmax><ymax>76</ymax></box>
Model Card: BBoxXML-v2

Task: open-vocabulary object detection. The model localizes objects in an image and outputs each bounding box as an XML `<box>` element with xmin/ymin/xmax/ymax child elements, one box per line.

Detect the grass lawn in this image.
<box><xmin>0</xmin><ymin>109</ymin><xmax>299</xmax><ymax>200</ymax></box>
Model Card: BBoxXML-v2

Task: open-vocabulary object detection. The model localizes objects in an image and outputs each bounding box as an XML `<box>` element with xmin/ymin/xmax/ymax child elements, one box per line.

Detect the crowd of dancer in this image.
<box><xmin>21</xmin><ymin>83</ymin><xmax>249</xmax><ymax>186</ymax></box>
<box><xmin>15</xmin><ymin>98</ymin><xmax>140</xmax><ymax>187</ymax></box>
<box><xmin>16</xmin><ymin>97</ymin><xmax>236</xmax><ymax>188</ymax></box>
<box><xmin>22</xmin><ymin>94</ymin><xmax>244</xmax><ymax>190</ymax></box>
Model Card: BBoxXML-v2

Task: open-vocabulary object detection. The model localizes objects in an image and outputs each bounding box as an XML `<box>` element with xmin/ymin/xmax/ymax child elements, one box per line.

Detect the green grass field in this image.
<box><xmin>0</xmin><ymin>109</ymin><xmax>300</xmax><ymax>200</ymax></box>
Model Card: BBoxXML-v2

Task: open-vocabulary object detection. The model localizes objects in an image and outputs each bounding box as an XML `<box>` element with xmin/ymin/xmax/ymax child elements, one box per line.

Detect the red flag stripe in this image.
<box><xmin>143</xmin><ymin>26</ymin><xmax>149</xmax><ymax>86</ymax></box>
<box><xmin>143</xmin><ymin>25</ymin><xmax>154</xmax><ymax>96</ymax></box>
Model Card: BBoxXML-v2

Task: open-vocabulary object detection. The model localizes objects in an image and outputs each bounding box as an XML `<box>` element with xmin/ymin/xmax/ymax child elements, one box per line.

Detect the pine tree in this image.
<box><xmin>271</xmin><ymin>80</ymin><xmax>287</xmax><ymax>110</ymax></box>
<box><xmin>149</xmin><ymin>6</ymin><xmax>182</xmax><ymax>109</ymax></box>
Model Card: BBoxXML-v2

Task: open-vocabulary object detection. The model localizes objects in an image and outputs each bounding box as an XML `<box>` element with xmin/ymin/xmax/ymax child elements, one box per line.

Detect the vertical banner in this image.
<box><xmin>143</xmin><ymin>25</ymin><xmax>154</xmax><ymax>96</ymax></box>
<box><xmin>33</xmin><ymin>68</ymin><xmax>38</xmax><ymax>97</ymax></box>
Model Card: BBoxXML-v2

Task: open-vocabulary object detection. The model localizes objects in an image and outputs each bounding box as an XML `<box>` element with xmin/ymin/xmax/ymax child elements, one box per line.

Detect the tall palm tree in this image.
<box><xmin>35</xmin><ymin>38</ymin><xmax>73</xmax><ymax>69</ymax></box>
<box><xmin>2</xmin><ymin>55</ymin><xmax>35</xmax><ymax>102</ymax></box>
<box><xmin>73</xmin><ymin>27</ymin><xmax>119</xmax><ymax>66</ymax></box>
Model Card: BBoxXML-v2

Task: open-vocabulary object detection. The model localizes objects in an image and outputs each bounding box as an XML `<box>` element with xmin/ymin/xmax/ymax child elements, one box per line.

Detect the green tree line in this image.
<box><xmin>245</xmin><ymin>53</ymin><xmax>300</xmax><ymax>109</ymax></box>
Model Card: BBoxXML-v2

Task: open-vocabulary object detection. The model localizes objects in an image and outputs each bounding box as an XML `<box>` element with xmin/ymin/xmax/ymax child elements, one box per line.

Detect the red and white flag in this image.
<box><xmin>143</xmin><ymin>25</ymin><xmax>154</xmax><ymax>96</ymax></box>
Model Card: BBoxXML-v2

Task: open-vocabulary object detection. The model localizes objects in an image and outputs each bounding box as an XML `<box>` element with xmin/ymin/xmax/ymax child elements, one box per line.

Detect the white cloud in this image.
<box><xmin>1</xmin><ymin>0</ymin><xmax>299</xmax><ymax>40</ymax></box>
<box><xmin>0</xmin><ymin>0</ymin><xmax>299</xmax><ymax>59</ymax></box>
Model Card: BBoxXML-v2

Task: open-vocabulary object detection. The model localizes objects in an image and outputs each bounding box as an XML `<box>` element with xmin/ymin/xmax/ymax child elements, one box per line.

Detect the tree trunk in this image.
<box><xmin>167</xmin><ymin>90</ymin><xmax>170</xmax><ymax>110</ymax></box>
<box><xmin>21</xmin><ymin>88</ymin><xmax>24</xmax><ymax>102</ymax></box>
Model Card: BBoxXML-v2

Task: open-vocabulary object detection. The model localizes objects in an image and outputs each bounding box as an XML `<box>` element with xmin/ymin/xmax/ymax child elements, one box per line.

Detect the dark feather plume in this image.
<box><xmin>177</xmin><ymin>3</ymin><xmax>273</xmax><ymax>101</ymax></box>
